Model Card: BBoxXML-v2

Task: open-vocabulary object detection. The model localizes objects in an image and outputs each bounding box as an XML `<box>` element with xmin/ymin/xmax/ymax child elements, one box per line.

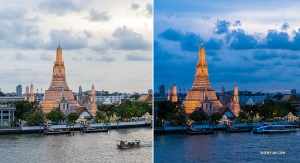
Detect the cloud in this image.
<box><xmin>145</xmin><ymin>3</ymin><xmax>152</xmax><ymax>16</ymax></box>
<box><xmin>0</xmin><ymin>7</ymin><xmax>27</xmax><ymax>20</ymax></box>
<box><xmin>252</xmin><ymin>50</ymin><xmax>300</xmax><ymax>61</ymax></box>
<box><xmin>131</xmin><ymin>3</ymin><xmax>140</xmax><ymax>10</ymax></box>
<box><xmin>202</xmin><ymin>16</ymin><xmax>210</xmax><ymax>21</ymax></box>
<box><xmin>214</xmin><ymin>19</ymin><xmax>231</xmax><ymax>35</ymax></box>
<box><xmin>205</xmin><ymin>38</ymin><xmax>223</xmax><ymax>50</ymax></box>
<box><xmin>158</xmin><ymin>28</ymin><xmax>184</xmax><ymax>41</ymax></box>
<box><xmin>104</xmin><ymin>25</ymin><xmax>151</xmax><ymax>51</ymax></box>
<box><xmin>88</xmin><ymin>8</ymin><xmax>111</xmax><ymax>22</ymax></box>
<box><xmin>15</xmin><ymin>53</ymin><xmax>28</xmax><ymax>60</ymax></box>
<box><xmin>40</xmin><ymin>53</ymin><xmax>52</xmax><ymax>60</ymax></box>
<box><xmin>38</xmin><ymin>0</ymin><xmax>81</xmax><ymax>15</ymax></box>
<box><xmin>180</xmin><ymin>32</ymin><xmax>202</xmax><ymax>51</ymax></box>
<box><xmin>233</xmin><ymin>20</ymin><xmax>241</xmax><ymax>27</ymax></box>
<box><xmin>226</xmin><ymin>29</ymin><xmax>258</xmax><ymax>50</ymax></box>
<box><xmin>90</xmin><ymin>43</ymin><xmax>109</xmax><ymax>53</ymax></box>
<box><xmin>281</xmin><ymin>23</ymin><xmax>290</xmax><ymax>31</ymax></box>
<box><xmin>83</xmin><ymin>30</ymin><xmax>93</xmax><ymax>38</ymax></box>
<box><xmin>72</xmin><ymin>57</ymin><xmax>82</xmax><ymax>61</ymax></box>
<box><xmin>154</xmin><ymin>41</ymin><xmax>178</xmax><ymax>60</ymax></box>
<box><xmin>125</xmin><ymin>52</ymin><xmax>151</xmax><ymax>61</ymax></box>
<box><xmin>85</xmin><ymin>56</ymin><xmax>93</xmax><ymax>61</ymax></box>
<box><xmin>42</xmin><ymin>29</ymin><xmax>88</xmax><ymax>50</ymax></box>
<box><xmin>95</xmin><ymin>55</ymin><xmax>115</xmax><ymax>62</ymax></box>
<box><xmin>0</xmin><ymin>8</ymin><xmax>42</xmax><ymax>49</ymax></box>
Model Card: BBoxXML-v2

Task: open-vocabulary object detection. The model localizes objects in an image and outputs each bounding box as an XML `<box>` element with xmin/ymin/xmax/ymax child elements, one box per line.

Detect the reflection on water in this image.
<box><xmin>155</xmin><ymin>132</ymin><xmax>300</xmax><ymax>163</ymax></box>
<box><xmin>0</xmin><ymin>128</ymin><xmax>152</xmax><ymax>163</ymax></box>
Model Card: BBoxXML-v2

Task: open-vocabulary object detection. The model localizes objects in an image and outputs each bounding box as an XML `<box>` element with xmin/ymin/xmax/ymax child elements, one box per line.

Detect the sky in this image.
<box><xmin>0</xmin><ymin>0</ymin><xmax>152</xmax><ymax>94</ymax></box>
<box><xmin>154</xmin><ymin>0</ymin><xmax>300</xmax><ymax>94</ymax></box>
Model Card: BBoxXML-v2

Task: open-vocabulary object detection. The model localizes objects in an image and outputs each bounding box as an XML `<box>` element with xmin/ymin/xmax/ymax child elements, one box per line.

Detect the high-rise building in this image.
<box><xmin>182</xmin><ymin>44</ymin><xmax>222</xmax><ymax>114</ymax></box>
<box><xmin>16</xmin><ymin>84</ymin><xmax>22</xmax><ymax>97</ymax></box>
<box><xmin>159</xmin><ymin>84</ymin><xmax>165</xmax><ymax>97</ymax></box>
<box><xmin>40</xmin><ymin>42</ymin><xmax>79</xmax><ymax>114</ymax></box>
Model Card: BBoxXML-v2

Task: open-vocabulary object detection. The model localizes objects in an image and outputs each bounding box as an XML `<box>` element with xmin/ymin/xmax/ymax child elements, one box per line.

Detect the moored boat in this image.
<box><xmin>44</xmin><ymin>127</ymin><xmax>71</xmax><ymax>135</ymax></box>
<box><xmin>253</xmin><ymin>124</ymin><xmax>296</xmax><ymax>133</ymax></box>
<box><xmin>226</xmin><ymin>126</ymin><xmax>251</xmax><ymax>133</ymax></box>
<box><xmin>117</xmin><ymin>140</ymin><xmax>142</xmax><ymax>149</ymax></box>
<box><xmin>84</xmin><ymin>127</ymin><xmax>108</xmax><ymax>133</ymax></box>
<box><xmin>187</xmin><ymin>126</ymin><xmax>214</xmax><ymax>135</ymax></box>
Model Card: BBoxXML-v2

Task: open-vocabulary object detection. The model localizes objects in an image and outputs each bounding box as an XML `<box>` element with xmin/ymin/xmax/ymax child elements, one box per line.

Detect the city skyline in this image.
<box><xmin>0</xmin><ymin>0</ymin><xmax>152</xmax><ymax>94</ymax></box>
<box><xmin>154</xmin><ymin>0</ymin><xmax>300</xmax><ymax>94</ymax></box>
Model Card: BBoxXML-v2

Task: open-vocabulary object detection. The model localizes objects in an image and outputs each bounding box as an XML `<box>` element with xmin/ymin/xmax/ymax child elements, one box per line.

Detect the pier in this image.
<box><xmin>0</xmin><ymin>121</ymin><xmax>152</xmax><ymax>134</ymax></box>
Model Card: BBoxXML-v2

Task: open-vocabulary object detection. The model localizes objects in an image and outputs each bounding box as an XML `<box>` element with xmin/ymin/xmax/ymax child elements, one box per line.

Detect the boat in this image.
<box><xmin>226</xmin><ymin>127</ymin><xmax>251</xmax><ymax>133</ymax></box>
<box><xmin>187</xmin><ymin>127</ymin><xmax>214</xmax><ymax>135</ymax></box>
<box><xmin>84</xmin><ymin>127</ymin><xmax>108</xmax><ymax>133</ymax></box>
<box><xmin>117</xmin><ymin>140</ymin><xmax>142</xmax><ymax>149</ymax></box>
<box><xmin>44</xmin><ymin>127</ymin><xmax>71</xmax><ymax>135</ymax></box>
<box><xmin>253</xmin><ymin>124</ymin><xmax>296</xmax><ymax>133</ymax></box>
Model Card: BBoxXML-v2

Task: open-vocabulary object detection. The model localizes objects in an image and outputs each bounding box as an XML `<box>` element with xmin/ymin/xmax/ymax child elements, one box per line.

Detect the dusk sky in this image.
<box><xmin>154</xmin><ymin>0</ymin><xmax>300</xmax><ymax>94</ymax></box>
<box><xmin>0</xmin><ymin>0</ymin><xmax>152</xmax><ymax>94</ymax></box>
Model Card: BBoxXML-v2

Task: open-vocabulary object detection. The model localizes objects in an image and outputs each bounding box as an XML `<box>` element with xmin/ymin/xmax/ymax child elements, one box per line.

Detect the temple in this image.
<box><xmin>40</xmin><ymin>42</ymin><xmax>97</xmax><ymax>116</ymax></box>
<box><xmin>182</xmin><ymin>44</ymin><xmax>223</xmax><ymax>115</ymax></box>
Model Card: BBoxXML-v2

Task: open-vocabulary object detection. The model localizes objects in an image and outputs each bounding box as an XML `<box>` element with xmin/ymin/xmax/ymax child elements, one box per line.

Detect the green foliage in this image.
<box><xmin>23</xmin><ymin>107</ymin><xmax>45</xmax><ymax>126</ymax></box>
<box><xmin>95</xmin><ymin>111</ymin><xmax>106</xmax><ymax>123</ymax></box>
<box><xmin>210</xmin><ymin>113</ymin><xmax>222</xmax><ymax>124</ymax></box>
<box><xmin>189</xmin><ymin>110</ymin><xmax>207</xmax><ymax>123</ymax></box>
<box><xmin>258</xmin><ymin>100</ymin><xmax>296</xmax><ymax>121</ymax></box>
<box><xmin>46</xmin><ymin>110</ymin><xmax>64</xmax><ymax>124</ymax></box>
<box><xmin>238</xmin><ymin>111</ymin><xmax>249</xmax><ymax>122</ymax></box>
<box><xmin>0</xmin><ymin>91</ymin><xmax>5</xmax><ymax>97</ymax></box>
<box><xmin>130</xmin><ymin>94</ymin><xmax>141</xmax><ymax>100</ymax></box>
<box><xmin>67</xmin><ymin>112</ymin><xmax>79</xmax><ymax>123</ymax></box>
<box><xmin>166</xmin><ymin>106</ymin><xmax>187</xmax><ymax>126</ymax></box>
<box><xmin>14</xmin><ymin>101</ymin><xmax>38</xmax><ymax>120</ymax></box>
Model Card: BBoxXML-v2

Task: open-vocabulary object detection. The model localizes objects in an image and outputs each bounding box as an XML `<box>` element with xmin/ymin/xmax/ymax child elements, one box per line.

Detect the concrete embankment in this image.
<box><xmin>154</xmin><ymin>121</ymin><xmax>296</xmax><ymax>134</ymax></box>
<box><xmin>0</xmin><ymin>121</ymin><xmax>152</xmax><ymax>134</ymax></box>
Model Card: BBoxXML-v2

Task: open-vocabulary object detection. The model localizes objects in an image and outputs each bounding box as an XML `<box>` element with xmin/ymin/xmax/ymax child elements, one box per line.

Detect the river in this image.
<box><xmin>0</xmin><ymin>128</ymin><xmax>152</xmax><ymax>163</ymax></box>
<box><xmin>154</xmin><ymin>131</ymin><xmax>300</xmax><ymax>163</ymax></box>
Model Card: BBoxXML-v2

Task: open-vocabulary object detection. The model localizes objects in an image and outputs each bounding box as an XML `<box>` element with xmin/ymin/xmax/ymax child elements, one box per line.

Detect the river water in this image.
<box><xmin>154</xmin><ymin>131</ymin><xmax>300</xmax><ymax>163</ymax></box>
<box><xmin>0</xmin><ymin>128</ymin><xmax>152</xmax><ymax>163</ymax></box>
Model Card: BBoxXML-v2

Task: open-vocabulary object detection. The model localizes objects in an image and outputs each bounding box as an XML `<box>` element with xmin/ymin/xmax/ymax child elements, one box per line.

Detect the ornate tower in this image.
<box><xmin>231</xmin><ymin>84</ymin><xmax>241</xmax><ymax>116</ymax></box>
<box><xmin>78</xmin><ymin>85</ymin><xmax>82</xmax><ymax>101</ymax></box>
<box><xmin>40</xmin><ymin>42</ymin><xmax>79</xmax><ymax>114</ymax></box>
<box><xmin>182</xmin><ymin>44</ymin><xmax>222</xmax><ymax>114</ymax></box>
<box><xmin>172</xmin><ymin>82</ymin><xmax>178</xmax><ymax>103</ymax></box>
<box><xmin>90</xmin><ymin>84</ymin><xmax>97</xmax><ymax>116</ymax></box>
<box><xmin>221</xmin><ymin>84</ymin><xmax>225</xmax><ymax>101</ymax></box>
<box><xmin>29</xmin><ymin>83</ymin><xmax>34</xmax><ymax>102</ymax></box>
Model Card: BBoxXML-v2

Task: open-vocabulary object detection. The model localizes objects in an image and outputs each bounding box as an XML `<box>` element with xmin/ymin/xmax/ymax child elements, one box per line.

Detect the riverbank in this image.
<box><xmin>0</xmin><ymin>121</ymin><xmax>152</xmax><ymax>134</ymax></box>
<box><xmin>154</xmin><ymin>121</ymin><xmax>296</xmax><ymax>133</ymax></box>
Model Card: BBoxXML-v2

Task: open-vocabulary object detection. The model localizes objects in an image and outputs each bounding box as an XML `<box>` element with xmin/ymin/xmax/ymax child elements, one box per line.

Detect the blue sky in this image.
<box><xmin>0</xmin><ymin>0</ymin><xmax>152</xmax><ymax>94</ymax></box>
<box><xmin>154</xmin><ymin>0</ymin><xmax>300</xmax><ymax>94</ymax></box>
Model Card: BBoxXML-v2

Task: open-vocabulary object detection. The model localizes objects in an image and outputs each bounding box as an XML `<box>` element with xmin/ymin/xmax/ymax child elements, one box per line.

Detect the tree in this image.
<box><xmin>189</xmin><ymin>110</ymin><xmax>207</xmax><ymax>123</ymax></box>
<box><xmin>0</xmin><ymin>91</ymin><xmax>5</xmax><ymax>97</ymax></box>
<box><xmin>67</xmin><ymin>112</ymin><xmax>79</xmax><ymax>123</ymax></box>
<box><xmin>238</xmin><ymin>111</ymin><xmax>249</xmax><ymax>122</ymax></box>
<box><xmin>130</xmin><ymin>94</ymin><xmax>140</xmax><ymax>100</ymax></box>
<box><xmin>210</xmin><ymin>113</ymin><xmax>222</xmax><ymax>124</ymax></box>
<box><xmin>95</xmin><ymin>111</ymin><xmax>106</xmax><ymax>123</ymax></box>
<box><xmin>23</xmin><ymin>107</ymin><xmax>45</xmax><ymax>126</ymax></box>
<box><xmin>46</xmin><ymin>110</ymin><xmax>64</xmax><ymax>124</ymax></box>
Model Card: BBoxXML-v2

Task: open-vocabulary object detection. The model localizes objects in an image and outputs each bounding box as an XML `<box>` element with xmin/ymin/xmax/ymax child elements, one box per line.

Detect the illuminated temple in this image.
<box><xmin>40</xmin><ymin>42</ymin><xmax>97</xmax><ymax>116</ymax></box>
<box><xmin>182</xmin><ymin>44</ymin><xmax>223</xmax><ymax>115</ymax></box>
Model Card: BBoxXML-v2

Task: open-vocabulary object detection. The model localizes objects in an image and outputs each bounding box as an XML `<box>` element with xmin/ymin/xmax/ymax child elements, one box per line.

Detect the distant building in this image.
<box><xmin>0</xmin><ymin>104</ymin><xmax>15</xmax><ymax>127</ymax></box>
<box><xmin>16</xmin><ymin>84</ymin><xmax>22</xmax><ymax>97</ymax></box>
<box><xmin>291</xmin><ymin>89</ymin><xmax>296</xmax><ymax>94</ymax></box>
<box><xmin>159</xmin><ymin>84</ymin><xmax>165</xmax><ymax>97</ymax></box>
<box><xmin>148</xmin><ymin>89</ymin><xmax>153</xmax><ymax>94</ymax></box>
